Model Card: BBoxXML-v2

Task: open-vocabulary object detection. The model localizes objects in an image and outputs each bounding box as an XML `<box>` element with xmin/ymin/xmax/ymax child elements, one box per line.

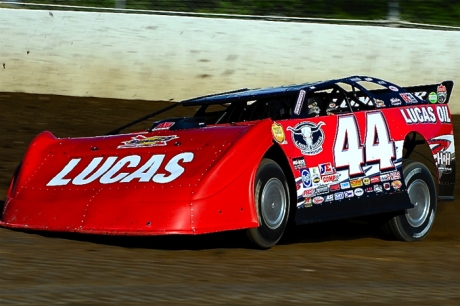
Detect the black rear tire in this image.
<box><xmin>382</xmin><ymin>160</ymin><xmax>437</xmax><ymax>241</ymax></box>
<box><xmin>247</xmin><ymin>158</ymin><xmax>290</xmax><ymax>249</ymax></box>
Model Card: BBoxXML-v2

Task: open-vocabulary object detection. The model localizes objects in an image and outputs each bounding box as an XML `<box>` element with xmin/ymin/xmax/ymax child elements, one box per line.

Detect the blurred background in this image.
<box><xmin>1</xmin><ymin>0</ymin><xmax>460</xmax><ymax>27</ymax></box>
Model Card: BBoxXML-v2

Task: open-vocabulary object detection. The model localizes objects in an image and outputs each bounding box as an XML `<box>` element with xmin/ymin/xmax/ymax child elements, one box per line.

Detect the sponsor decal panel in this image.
<box><xmin>330</xmin><ymin>183</ymin><xmax>340</xmax><ymax>191</ymax></box>
<box><xmin>428</xmin><ymin>92</ymin><xmax>438</xmax><ymax>104</ymax></box>
<box><xmin>47</xmin><ymin>152</ymin><xmax>194</xmax><ymax>186</ymax></box>
<box><xmin>322</xmin><ymin>174</ymin><xmax>340</xmax><ymax>183</ymax></box>
<box><xmin>384</xmin><ymin>182</ymin><xmax>391</xmax><ymax>190</ymax></box>
<box><xmin>389</xmin><ymin>171</ymin><xmax>401</xmax><ymax>180</ymax></box>
<box><xmin>436</xmin><ymin>151</ymin><xmax>453</xmax><ymax>173</ymax></box>
<box><xmin>118</xmin><ymin>135</ymin><xmax>178</xmax><ymax>149</ymax></box>
<box><xmin>287</xmin><ymin>122</ymin><xmax>326</xmax><ymax>155</ymax></box>
<box><xmin>316</xmin><ymin>185</ymin><xmax>329</xmax><ymax>195</ymax></box>
<box><xmin>390</xmin><ymin>98</ymin><xmax>402</xmax><ymax>106</ymax></box>
<box><xmin>340</xmin><ymin>181</ymin><xmax>350</xmax><ymax>189</ymax></box>
<box><xmin>294</xmin><ymin>90</ymin><xmax>306</xmax><ymax>115</ymax></box>
<box><xmin>392</xmin><ymin>180</ymin><xmax>402</xmax><ymax>190</ymax></box>
<box><xmin>319</xmin><ymin>162</ymin><xmax>335</xmax><ymax>175</ymax></box>
<box><xmin>301</xmin><ymin>169</ymin><xmax>312</xmax><ymax>188</ymax></box>
<box><xmin>154</xmin><ymin>122</ymin><xmax>175</xmax><ymax>130</ymax></box>
<box><xmin>400</xmin><ymin>106</ymin><xmax>436</xmax><ymax>124</ymax></box>
<box><xmin>344</xmin><ymin>190</ymin><xmax>354</xmax><ymax>198</ymax></box>
<box><xmin>313</xmin><ymin>196</ymin><xmax>324</xmax><ymax>205</ymax></box>
<box><xmin>380</xmin><ymin>174</ymin><xmax>391</xmax><ymax>182</ymax></box>
<box><xmin>354</xmin><ymin>188</ymin><xmax>364</xmax><ymax>197</ymax></box>
<box><xmin>365</xmin><ymin>187</ymin><xmax>374</xmax><ymax>193</ymax></box>
<box><xmin>304</xmin><ymin>197</ymin><xmax>313</xmax><ymax>208</ymax></box>
<box><xmin>271</xmin><ymin>122</ymin><xmax>286</xmax><ymax>144</ymax></box>
<box><xmin>400</xmin><ymin>93</ymin><xmax>418</xmax><ymax>104</ymax></box>
<box><xmin>334</xmin><ymin>192</ymin><xmax>345</xmax><ymax>200</ymax></box>
<box><xmin>374</xmin><ymin>185</ymin><xmax>383</xmax><ymax>193</ymax></box>
<box><xmin>370</xmin><ymin>176</ymin><xmax>381</xmax><ymax>184</ymax></box>
<box><xmin>325</xmin><ymin>194</ymin><xmax>334</xmax><ymax>202</ymax></box>
<box><xmin>437</xmin><ymin>84</ymin><xmax>447</xmax><ymax>103</ymax></box>
<box><xmin>350</xmin><ymin>178</ymin><xmax>363</xmax><ymax>188</ymax></box>
<box><xmin>292</xmin><ymin>157</ymin><xmax>307</xmax><ymax>170</ymax></box>
<box><xmin>363</xmin><ymin>177</ymin><xmax>371</xmax><ymax>185</ymax></box>
<box><xmin>303</xmin><ymin>188</ymin><xmax>316</xmax><ymax>197</ymax></box>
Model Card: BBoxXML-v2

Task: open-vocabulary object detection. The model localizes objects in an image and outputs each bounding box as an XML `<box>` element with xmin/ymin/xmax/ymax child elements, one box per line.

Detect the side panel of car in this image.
<box><xmin>272</xmin><ymin>103</ymin><xmax>454</xmax><ymax>225</ymax></box>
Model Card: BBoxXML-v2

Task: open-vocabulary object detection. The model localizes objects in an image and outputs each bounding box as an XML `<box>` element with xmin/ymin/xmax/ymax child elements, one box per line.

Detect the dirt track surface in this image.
<box><xmin>1</xmin><ymin>93</ymin><xmax>460</xmax><ymax>305</ymax></box>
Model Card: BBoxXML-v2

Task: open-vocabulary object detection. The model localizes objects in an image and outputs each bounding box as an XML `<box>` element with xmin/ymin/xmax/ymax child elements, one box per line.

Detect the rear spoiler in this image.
<box><xmin>404</xmin><ymin>80</ymin><xmax>454</xmax><ymax>104</ymax></box>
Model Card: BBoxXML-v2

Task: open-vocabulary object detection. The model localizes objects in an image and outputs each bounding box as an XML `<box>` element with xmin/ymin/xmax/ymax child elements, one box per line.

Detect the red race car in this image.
<box><xmin>1</xmin><ymin>76</ymin><xmax>455</xmax><ymax>248</ymax></box>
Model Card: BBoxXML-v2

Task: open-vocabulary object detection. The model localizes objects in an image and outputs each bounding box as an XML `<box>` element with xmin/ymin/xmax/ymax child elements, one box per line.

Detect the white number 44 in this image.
<box><xmin>334</xmin><ymin>112</ymin><xmax>395</xmax><ymax>175</ymax></box>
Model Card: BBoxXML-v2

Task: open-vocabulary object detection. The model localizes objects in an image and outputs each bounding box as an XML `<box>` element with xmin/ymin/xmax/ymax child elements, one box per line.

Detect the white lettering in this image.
<box><xmin>99</xmin><ymin>155</ymin><xmax>141</xmax><ymax>184</ymax></box>
<box><xmin>46</xmin><ymin>153</ymin><xmax>194</xmax><ymax>186</ymax></box>
<box><xmin>120</xmin><ymin>155</ymin><xmax>165</xmax><ymax>183</ymax></box>
<box><xmin>46</xmin><ymin>158</ymin><xmax>81</xmax><ymax>186</ymax></box>
<box><xmin>153</xmin><ymin>152</ymin><xmax>194</xmax><ymax>183</ymax></box>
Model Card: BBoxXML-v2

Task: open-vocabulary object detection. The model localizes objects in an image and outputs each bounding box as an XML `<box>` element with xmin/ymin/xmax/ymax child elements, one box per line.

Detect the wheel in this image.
<box><xmin>382</xmin><ymin>160</ymin><xmax>437</xmax><ymax>241</ymax></box>
<box><xmin>247</xmin><ymin>158</ymin><xmax>290</xmax><ymax>249</ymax></box>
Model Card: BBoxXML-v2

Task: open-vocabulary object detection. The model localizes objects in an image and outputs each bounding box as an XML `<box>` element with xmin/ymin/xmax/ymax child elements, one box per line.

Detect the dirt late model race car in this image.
<box><xmin>0</xmin><ymin>76</ymin><xmax>456</xmax><ymax>248</ymax></box>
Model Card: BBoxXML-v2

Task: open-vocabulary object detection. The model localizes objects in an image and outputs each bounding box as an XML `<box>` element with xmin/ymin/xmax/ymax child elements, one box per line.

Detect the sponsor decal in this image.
<box><xmin>310</xmin><ymin>167</ymin><xmax>321</xmax><ymax>186</ymax></box>
<box><xmin>118</xmin><ymin>135</ymin><xmax>178</xmax><ymax>149</ymax></box>
<box><xmin>377</xmin><ymin>80</ymin><xmax>386</xmax><ymax>85</ymax></box>
<box><xmin>153</xmin><ymin>122</ymin><xmax>175</xmax><ymax>130</ymax></box>
<box><xmin>303</xmin><ymin>188</ymin><xmax>316</xmax><ymax>197</ymax></box>
<box><xmin>375</xmin><ymin>99</ymin><xmax>385</xmax><ymax>108</ymax></box>
<box><xmin>330</xmin><ymin>183</ymin><xmax>340</xmax><ymax>191</ymax></box>
<box><xmin>350</xmin><ymin>77</ymin><xmax>362</xmax><ymax>82</ymax></box>
<box><xmin>389</xmin><ymin>171</ymin><xmax>401</xmax><ymax>180</ymax></box>
<box><xmin>325</xmin><ymin>194</ymin><xmax>334</xmax><ymax>202</ymax></box>
<box><xmin>301</xmin><ymin>169</ymin><xmax>312</xmax><ymax>188</ymax></box>
<box><xmin>271</xmin><ymin>122</ymin><xmax>286</xmax><ymax>144</ymax></box>
<box><xmin>380</xmin><ymin>174</ymin><xmax>391</xmax><ymax>182</ymax></box>
<box><xmin>384</xmin><ymin>182</ymin><xmax>391</xmax><ymax>190</ymax></box>
<box><xmin>340</xmin><ymin>181</ymin><xmax>350</xmax><ymax>189</ymax></box>
<box><xmin>344</xmin><ymin>190</ymin><xmax>354</xmax><ymax>198</ymax></box>
<box><xmin>304</xmin><ymin>197</ymin><xmax>313</xmax><ymax>208</ymax></box>
<box><xmin>319</xmin><ymin>162</ymin><xmax>335</xmax><ymax>175</ymax></box>
<box><xmin>364</xmin><ymin>77</ymin><xmax>373</xmax><ymax>81</ymax></box>
<box><xmin>334</xmin><ymin>192</ymin><xmax>345</xmax><ymax>200</ymax></box>
<box><xmin>363</xmin><ymin>177</ymin><xmax>371</xmax><ymax>185</ymax></box>
<box><xmin>400</xmin><ymin>106</ymin><xmax>436</xmax><ymax>124</ymax></box>
<box><xmin>354</xmin><ymin>188</ymin><xmax>364</xmax><ymax>197</ymax></box>
<box><xmin>392</xmin><ymin>180</ymin><xmax>402</xmax><ymax>190</ymax></box>
<box><xmin>370</xmin><ymin>176</ymin><xmax>381</xmax><ymax>184</ymax></box>
<box><xmin>437</xmin><ymin>84</ymin><xmax>447</xmax><ymax>103</ymax></box>
<box><xmin>313</xmin><ymin>196</ymin><xmax>324</xmax><ymax>205</ymax></box>
<box><xmin>390</xmin><ymin>98</ymin><xmax>402</xmax><ymax>106</ymax></box>
<box><xmin>400</xmin><ymin>93</ymin><xmax>418</xmax><ymax>104</ymax></box>
<box><xmin>316</xmin><ymin>185</ymin><xmax>329</xmax><ymax>195</ymax></box>
<box><xmin>350</xmin><ymin>178</ymin><xmax>363</xmax><ymax>188</ymax></box>
<box><xmin>294</xmin><ymin>90</ymin><xmax>306</xmax><ymax>115</ymax></box>
<box><xmin>414</xmin><ymin>91</ymin><xmax>427</xmax><ymax>100</ymax></box>
<box><xmin>292</xmin><ymin>157</ymin><xmax>306</xmax><ymax>170</ymax></box>
<box><xmin>436</xmin><ymin>151</ymin><xmax>452</xmax><ymax>174</ymax></box>
<box><xmin>329</xmin><ymin>103</ymin><xmax>337</xmax><ymax>108</ymax></box>
<box><xmin>296</xmin><ymin>179</ymin><xmax>302</xmax><ymax>190</ymax></box>
<box><xmin>436</xmin><ymin>105</ymin><xmax>451</xmax><ymax>123</ymax></box>
<box><xmin>287</xmin><ymin>122</ymin><xmax>325</xmax><ymax>155</ymax></box>
<box><xmin>389</xmin><ymin>85</ymin><xmax>399</xmax><ymax>92</ymax></box>
<box><xmin>428</xmin><ymin>92</ymin><xmax>438</xmax><ymax>104</ymax></box>
<box><xmin>365</xmin><ymin>187</ymin><xmax>373</xmax><ymax>193</ymax></box>
<box><xmin>374</xmin><ymin>185</ymin><xmax>383</xmax><ymax>193</ymax></box>
<box><xmin>322</xmin><ymin>174</ymin><xmax>340</xmax><ymax>184</ymax></box>
<box><xmin>46</xmin><ymin>152</ymin><xmax>194</xmax><ymax>186</ymax></box>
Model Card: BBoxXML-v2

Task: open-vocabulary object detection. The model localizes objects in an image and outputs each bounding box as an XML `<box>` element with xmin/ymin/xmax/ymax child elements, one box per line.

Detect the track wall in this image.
<box><xmin>1</xmin><ymin>9</ymin><xmax>459</xmax><ymax>112</ymax></box>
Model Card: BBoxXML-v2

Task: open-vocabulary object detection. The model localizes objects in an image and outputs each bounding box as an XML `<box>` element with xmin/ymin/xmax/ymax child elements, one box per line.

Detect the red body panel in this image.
<box><xmin>1</xmin><ymin>120</ymin><xmax>274</xmax><ymax>234</ymax></box>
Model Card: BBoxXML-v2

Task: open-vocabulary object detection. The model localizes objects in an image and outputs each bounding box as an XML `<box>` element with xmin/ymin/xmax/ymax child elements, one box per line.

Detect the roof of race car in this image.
<box><xmin>182</xmin><ymin>75</ymin><xmax>405</xmax><ymax>105</ymax></box>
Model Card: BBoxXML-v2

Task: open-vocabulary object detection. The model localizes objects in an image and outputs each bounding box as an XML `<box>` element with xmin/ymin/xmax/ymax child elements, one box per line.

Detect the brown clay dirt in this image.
<box><xmin>1</xmin><ymin>92</ymin><xmax>460</xmax><ymax>305</ymax></box>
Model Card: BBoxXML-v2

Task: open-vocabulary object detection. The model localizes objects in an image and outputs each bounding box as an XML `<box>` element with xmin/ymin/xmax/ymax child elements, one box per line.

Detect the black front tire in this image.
<box><xmin>382</xmin><ymin>160</ymin><xmax>437</xmax><ymax>241</ymax></box>
<box><xmin>247</xmin><ymin>158</ymin><xmax>290</xmax><ymax>249</ymax></box>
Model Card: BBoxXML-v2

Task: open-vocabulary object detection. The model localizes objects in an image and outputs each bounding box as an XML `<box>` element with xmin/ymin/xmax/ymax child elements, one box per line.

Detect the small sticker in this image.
<box><xmin>272</xmin><ymin>122</ymin><xmax>286</xmax><ymax>144</ymax></box>
<box><xmin>389</xmin><ymin>86</ymin><xmax>399</xmax><ymax>92</ymax></box>
<box><xmin>428</xmin><ymin>92</ymin><xmax>438</xmax><ymax>104</ymax></box>
<box><xmin>437</xmin><ymin>84</ymin><xmax>447</xmax><ymax>103</ymax></box>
